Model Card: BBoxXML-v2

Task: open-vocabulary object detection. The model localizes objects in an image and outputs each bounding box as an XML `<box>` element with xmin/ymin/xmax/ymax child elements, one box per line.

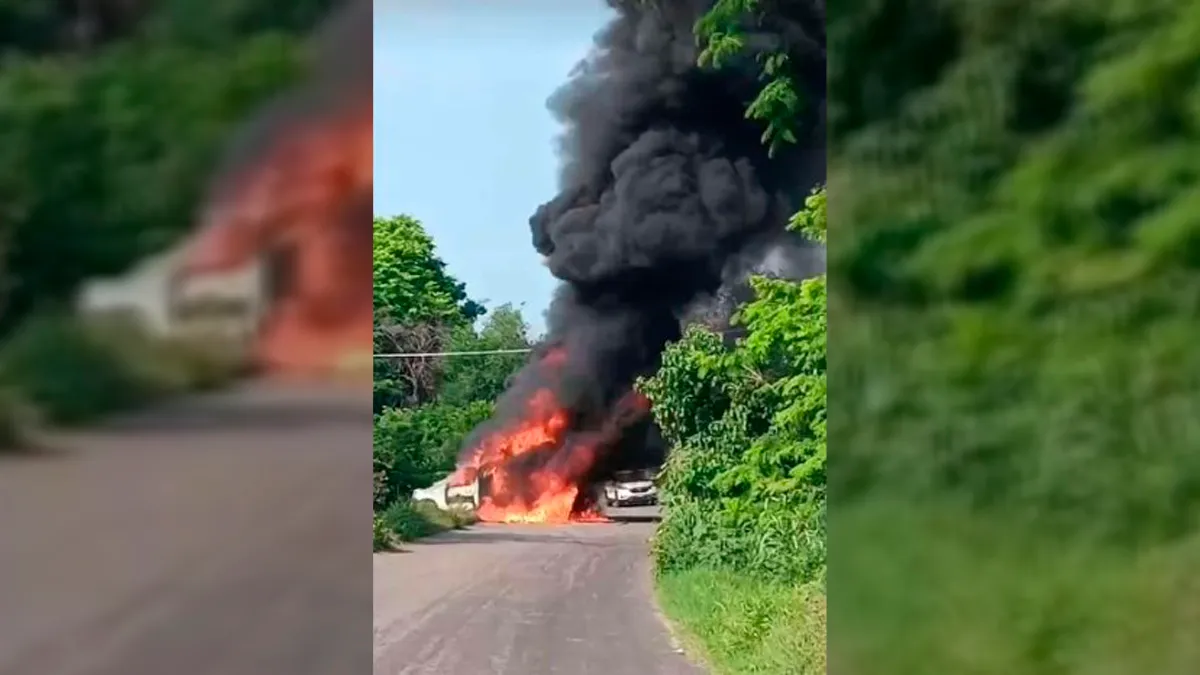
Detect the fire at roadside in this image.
<box><xmin>449</xmin><ymin>0</ymin><xmax>826</xmax><ymax>524</ymax></box>
<box><xmin>178</xmin><ymin>0</ymin><xmax>373</xmax><ymax>379</ymax></box>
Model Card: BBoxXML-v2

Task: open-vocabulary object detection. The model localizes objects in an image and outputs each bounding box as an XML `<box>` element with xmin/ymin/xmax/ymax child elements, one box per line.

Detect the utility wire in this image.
<box><xmin>374</xmin><ymin>348</ymin><xmax>534</xmax><ymax>359</ymax></box>
<box><xmin>373</xmin><ymin>329</ymin><xmax>745</xmax><ymax>359</ymax></box>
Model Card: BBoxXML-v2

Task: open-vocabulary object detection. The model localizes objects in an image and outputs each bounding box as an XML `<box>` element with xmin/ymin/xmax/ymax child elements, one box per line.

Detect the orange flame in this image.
<box><xmin>181</xmin><ymin>101</ymin><xmax>373</xmax><ymax>379</ymax></box>
<box><xmin>455</xmin><ymin>352</ymin><xmax>652</xmax><ymax>525</ymax></box>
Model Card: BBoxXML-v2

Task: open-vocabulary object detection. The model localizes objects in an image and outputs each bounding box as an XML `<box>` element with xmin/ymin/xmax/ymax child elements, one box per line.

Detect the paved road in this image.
<box><xmin>0</xmin><ymin>382</ymin><xmax>373</xmax><ymax>675</ymax></box>
<box><xmin>373</xmin><ymin>508</ymin><xmax>706</xmax><ymax>675</ymax></box>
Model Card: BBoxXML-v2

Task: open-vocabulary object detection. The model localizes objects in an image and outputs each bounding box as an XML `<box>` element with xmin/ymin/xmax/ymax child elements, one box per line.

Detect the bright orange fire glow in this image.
<box><xmin>181</xmin><ymin>101</ymin><xmax>372</xmax><ymax>379</ymax></box>
<box><xmin>454</xmin><ymin>354</ymin><xmax>651</xmax><ymax>525</ymax></box>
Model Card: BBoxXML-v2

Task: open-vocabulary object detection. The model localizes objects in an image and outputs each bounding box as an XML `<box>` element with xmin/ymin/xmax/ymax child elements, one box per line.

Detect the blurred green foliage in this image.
<box><xmin>831</xmin><ymin>0</ymin><xmax>1200</xmax><ymax>549</ymax></box>
<box><xmin>0</xmin><ymin>0</ymin><xmax>333</xmax><ymax>447</ymax></box>
<box><xmin>0</xmin><ymin>1</ymin><xmax>334</xmax><ymax>332</ymax></box>
<box><xmin>0</xmin><ymin>312</ymin><xmax>244</xmax><ymax>427</ymax></box>
<box><xmin>829</xmin><ymin>0</ymin><xmax>1200</xmax><ymax>673</ymax></box>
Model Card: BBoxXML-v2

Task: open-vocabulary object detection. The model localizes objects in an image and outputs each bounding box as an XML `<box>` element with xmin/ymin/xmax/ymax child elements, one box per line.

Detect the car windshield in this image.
<box><xmin>613</xmin><ymin>469</ymin><xmax>653</xmax><ymax>483</ymax></box>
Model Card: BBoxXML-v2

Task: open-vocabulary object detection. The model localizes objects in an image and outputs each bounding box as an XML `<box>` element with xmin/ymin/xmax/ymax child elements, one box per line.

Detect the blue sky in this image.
<box><xmin>373</xmin><ymin>2</ymin><xmax>615</xmax><ymax>335</ymax></box>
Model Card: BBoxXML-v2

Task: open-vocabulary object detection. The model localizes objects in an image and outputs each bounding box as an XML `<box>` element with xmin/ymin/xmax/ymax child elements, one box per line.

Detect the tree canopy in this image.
<box><xmin>639</xmin><ymin>0</ymin><xmax>827</xmax><ymax>585</ymax></box>
<box><xmin>372</xmin><ymin>214</ymin><xmax>483</xmax><ymax>324</ymax></box>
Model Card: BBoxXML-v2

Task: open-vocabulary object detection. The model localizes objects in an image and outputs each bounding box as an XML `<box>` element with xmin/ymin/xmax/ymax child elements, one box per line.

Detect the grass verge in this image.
<box><xmin>832</xmin><ymin>499</ymin><xmax>1200</xmax><ymax>674</ymax></box>
<box><xmin>374</xmin><ymin>500</ymin><xmax>477</xmax><ymax>551</ymax></box>
<box><xmin>656</xmin><ymin>568</ymin><xmax>826</xmax><ymax>675</ymax></box>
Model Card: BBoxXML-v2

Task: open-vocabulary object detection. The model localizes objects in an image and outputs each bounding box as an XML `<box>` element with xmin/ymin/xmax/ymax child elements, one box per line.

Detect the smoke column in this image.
<box><xmin>454</xmin><ymin>0</ymin><xmax>826</xmax><ymax>520</ymax></box>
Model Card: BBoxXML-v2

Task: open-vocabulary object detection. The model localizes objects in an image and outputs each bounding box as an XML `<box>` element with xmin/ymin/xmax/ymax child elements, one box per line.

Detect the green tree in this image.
<box><xmin>694</xmin><ymin>0</ymin><xmax>811</xmax><ymax>156</ymax></box>
<box><xmin>641</xmin><ymin>189</ymin><xmax>826</xmax><ymax>583</ymax></box>
<box><xmin>372</xmin><ymin>214</ymin><xmax>485</xmax><ymax>412</ymax></box>
<box><xmin>438</xmin><ymin>303</ymin><xmax>532</xmax><ymax>407</ymax></box>
<box><xmin>372</xmin><ymin>214</ymin><xmax>483</xmax><ymax>322</ymax></box>
<box><xmin>638</xmin><ymin>0</ymin><xmax>825</xmax><ymax>581</ymax></box>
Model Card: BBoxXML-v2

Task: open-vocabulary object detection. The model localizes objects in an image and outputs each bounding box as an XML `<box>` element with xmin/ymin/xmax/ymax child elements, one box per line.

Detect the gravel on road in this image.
<box><xmin>373</xmin><ymin>514</ymin><xmax>706</xmax><ymax>675</ymax></box>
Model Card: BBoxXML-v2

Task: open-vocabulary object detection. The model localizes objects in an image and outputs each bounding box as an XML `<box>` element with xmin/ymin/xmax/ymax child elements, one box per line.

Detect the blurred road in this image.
<box><xmin>373</xmin><ymin>507</ymin><xmax>706</xmax><ymax>675</ymax></box>
<box><xmin>0</xmin><ymin>382</ymin><xmax>373</xmax><ymax>675</ymax></box>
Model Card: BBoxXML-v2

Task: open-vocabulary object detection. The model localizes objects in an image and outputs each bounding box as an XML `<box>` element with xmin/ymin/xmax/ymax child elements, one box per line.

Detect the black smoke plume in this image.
<box><xmin>458</xmin><ymin>0</ymin><xmax>826</xmax><ymax>493</ymax></box>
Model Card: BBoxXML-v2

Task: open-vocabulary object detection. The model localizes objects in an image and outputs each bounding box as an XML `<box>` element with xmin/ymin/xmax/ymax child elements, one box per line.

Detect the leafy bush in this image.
<box><xmin>828</xmin><ymin>1</ymin><xmax>1200</xmax><ymax>673</ymax></box>
<box><xmin>373</xmin><ymin>514</ymin><xmax>394</xmax><ymax>552</ymax></box>
<box><xmin>0</xmin><ymin>387</ymin><xmax>35</xmax><ymax>450</ymax></box>
<box><xmin>377</xmin><ymin>499</ymin><xmax>475</xmax><ymax>545</ymax></box>
<box><xmin>373</xmin><ymin>400</ymin><xmax>493</xmax><ymax>509</ymax></box>
<box><xmin>0</xmin><ymin>312</ymin><xmax>244</xmax><ymax>426</ymax></box>
<box><xmin>640</xmin><ymin>189</ymin><xmax>827</xmax><ymax>584</ymax></box>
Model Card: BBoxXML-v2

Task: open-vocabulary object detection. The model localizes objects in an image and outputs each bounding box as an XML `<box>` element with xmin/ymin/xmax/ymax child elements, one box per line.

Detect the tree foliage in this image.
<box><xmin>372</xmin><ymin>214</ymin><xmax>483</xmax><ymax>323</ymax></box>
<box><xmin>828</xmin><ymin>2</ymin><xmax>1200</xmax><ymax>673</ymax></box>
<box><xmin>437</xmin><ymin>303</ymin><xmax>532</xmax><ymax>407</ymax></box>
<box><xmin>373</xmin><ymin>400</ymin><xmax>493</xmax><ymax>510</ymax></box>
<box><xmin>830</xmin><ymin>0</ymin><xmax>1200</xmax><ymax>545</ymax></box>
<box><xmin>0</xmin><ymin>0</ymin><xmax>331</xmax><ymax>333</ymax></box>
<box><xmin>640</xmin><ymin>0</ymin><xmax>826</xmax><ymax>586</ymax></box>
<box><xmin>694</xmin><ymin>0</ymin><xmax>811</xmax><ymax>155</ymax></box>
<box><xmin>642</xmin><ymin>191</ymin><xmax>826</xmax><ymax>582</ymax></box>
<box><xmin>372</xmin><ymin>213</ymin><xmax>487</xmax><ymax>411</ymax></box>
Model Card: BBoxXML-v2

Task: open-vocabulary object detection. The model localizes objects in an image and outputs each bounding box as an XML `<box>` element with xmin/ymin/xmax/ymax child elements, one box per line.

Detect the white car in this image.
<box><xmin>411</xmin><ymin>475</ymin><xmax>479</xmax><ymax>511</ymax></box>
<box><xmin>602</xmin><ymin>469</ymin><xmax>658</xmax><ymax>507</ymax></box>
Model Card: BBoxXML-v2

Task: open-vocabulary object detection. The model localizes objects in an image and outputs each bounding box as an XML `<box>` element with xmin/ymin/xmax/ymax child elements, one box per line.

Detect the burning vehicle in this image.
<box><xmin>176</xmin><ymin>0</ymin><xmax>372</xmax><ymax>379</ymax></box>
<box><xmin>443</xmin><ymin>1</ymin><xmax>826</xmax><ymax>526</ymax></box>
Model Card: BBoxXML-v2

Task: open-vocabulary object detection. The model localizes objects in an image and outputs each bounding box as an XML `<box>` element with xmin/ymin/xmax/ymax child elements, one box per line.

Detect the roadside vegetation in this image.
<box><xmin>0</xmin><ymin>1</ymin><xmax>334</xmax><ymax>450</ymax></box>
<box><xmin>0</xmin><ymin>312</ymin><xmax>244</xmax><ymax>427</ymax></box>
<box><xmin>641</xmin><ymin>192</ymin><xmax>826</xmax><ymax>675</ymax></box>
<box><xmin>372</xmin><ymin>215</ymin><xmax>533</xmax><ymax>549</ymax></box>
<box><xmin>638</xmin><ymin>4</ymin><xmax>827</xmax><ymax>673</ymax></box>
<box><xmin>830</xmin><ymin>0</ymin><xmax>1200</xmax><ymax>673</ymax></box>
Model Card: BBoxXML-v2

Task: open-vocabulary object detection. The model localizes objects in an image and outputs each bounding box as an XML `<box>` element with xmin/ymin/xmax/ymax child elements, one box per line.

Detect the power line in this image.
<box><xmin>374</xmin><ymin>348</ymin><xmax>534</xmax><ymax>359</ymax></box>
<box><xmin>373</xmin><ymin>328</ymin><xmax>747</xmax><ymax>360</ymax></box>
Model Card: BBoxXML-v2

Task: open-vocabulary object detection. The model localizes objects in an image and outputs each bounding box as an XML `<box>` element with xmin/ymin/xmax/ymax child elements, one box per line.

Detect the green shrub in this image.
<box><xmin>378</xmin><ymin>499</ymin><xmax>475</xmax><ymax>544</ymax></box>
<box><xmin>0</xmin><ymin>387</ymin><xmax>36</xmax><ymax>450</ymax></box>
<box><xmin>373</xmin><ymin>514</ymin><xmax>395</xmax><ymax>552</ymax></box>
<box><xmin>0</xmin><ymin>313</ymin><xmax>164</xmax><ymax>423</ymax></box>
<box><xmin>373</xmin><ymin>400</ymin><xmax>493</xmax><ymax>510</ymax></box>
<box><xmin>0</xmin><ymin>312</ymin><xmax>244</xmax><ymax>426</ymax></box>
<box><xmin>640</xmin><ymin>189</ymin><xmax>827</xmax><ymax>584</ymax></box>
<box><xmin>826</xmin><ymin>2</ymin><xmax>1200</xmax><ymax>672</ymax></box>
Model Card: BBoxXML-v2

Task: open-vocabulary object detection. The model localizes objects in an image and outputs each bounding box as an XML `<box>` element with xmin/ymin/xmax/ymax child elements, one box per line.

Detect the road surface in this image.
<box><xmin>0</xmin><ymin>382</ymin><xmax>373</xmax><ymax>675</ymax></box>
<box><xmin>373</xmin><ymin>507</ymin><xmax>707</xmax><ymax>675</ymax></box>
